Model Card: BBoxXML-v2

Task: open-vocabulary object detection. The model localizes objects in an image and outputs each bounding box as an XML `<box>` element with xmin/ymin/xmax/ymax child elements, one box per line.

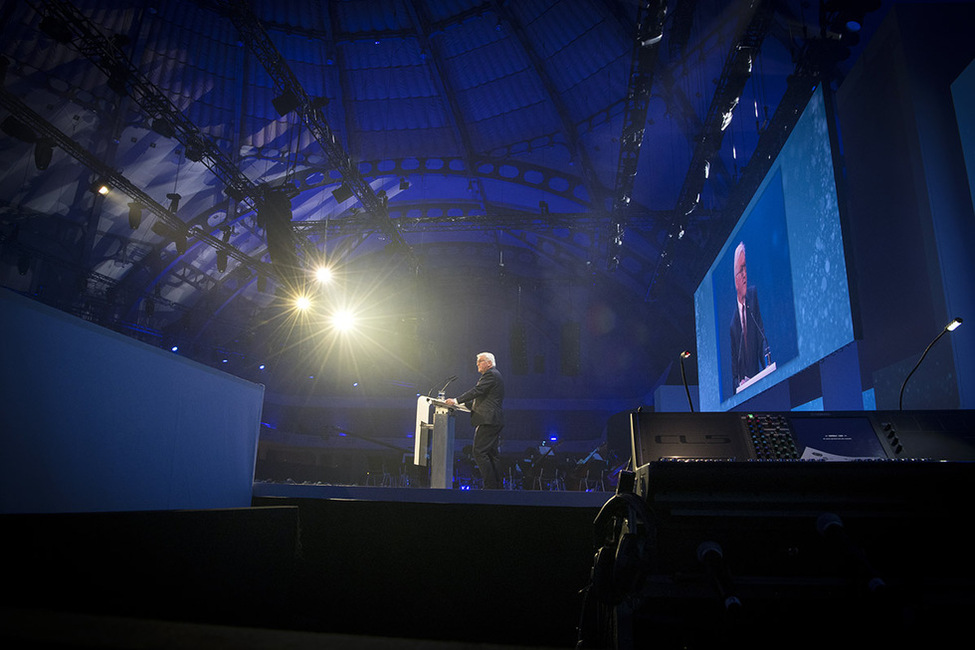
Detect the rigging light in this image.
<box><xmin>34</xmin><ymin>139</ymin><xmax>54</xmax><ymax>170</ymax></box>
<box><xmin>272</xmin><ymin>89</ymin><xmax>300</xmax><ymax>116</ymax></box>
<box><xmin>151</xmin><ymin>117</ymin><xmax>176</xmax><ymax>138</ymax></box>
<box><xmin>332</xmin><ymin>184</ymin><xmax>353</xmax><ymax>203</ymax></box>
<box><xmin>127</xmin><ymin>202</ymin><xmax>143</xmax><ymax>229</ymax></box>
<box><xmin>2</xmin><ymin>116</ymin><xmax>38</xmax><ymax>143</ymax></box>
<box><xmin>90</xmin><ymin>179</ymin><xmax>110</xmax><ymax>195</ymax></box>
<box><xmin>39</xmin><ymin>16</ymin><xmax>73</xmax><ymax>44</ymax></box>
<box><xmin>331</xmin><ymin>309</ymin><xmax>355</xmax><ymax>332</ymax></box>
<box><xmin>314</xmin><ymin>266</ymin><xmax>333</xmax><ymax>283</ymax></box>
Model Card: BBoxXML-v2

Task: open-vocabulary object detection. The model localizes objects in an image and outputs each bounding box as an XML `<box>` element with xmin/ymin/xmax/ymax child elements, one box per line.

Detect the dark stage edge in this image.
<box><xmin>252</xmin><ymin>481</ymin><xmax>614</xmax><ymax>506</ymax></box>
<box><xmin>0</xmin><ymin>607</ymin><xmax>565</xmax><ymax>650</ymax></box>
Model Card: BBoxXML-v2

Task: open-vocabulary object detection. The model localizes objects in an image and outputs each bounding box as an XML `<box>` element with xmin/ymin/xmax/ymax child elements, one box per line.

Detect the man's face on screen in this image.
<box><xmin>734</xmin><ymin>249</ymin><xmax>747</xmax><ymax>302</ymax></box>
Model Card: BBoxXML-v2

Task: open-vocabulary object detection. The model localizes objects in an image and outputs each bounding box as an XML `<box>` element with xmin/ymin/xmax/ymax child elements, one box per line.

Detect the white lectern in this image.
<box><xmin>736</xmin><ymin>361</ymin><xmax>777</xmax><ymax>394</ymax></box>
<box><xmin>414</xmin><ymin>396</ymin><xmax>468</xmax><ymax>489</ymax></box>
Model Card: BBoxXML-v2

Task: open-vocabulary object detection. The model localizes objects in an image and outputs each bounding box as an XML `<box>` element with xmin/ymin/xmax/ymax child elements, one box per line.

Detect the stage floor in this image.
<box><xmin>252</xmin><ymin>481</ymin><xmax>613</xmax><ymax>507</ymax></box>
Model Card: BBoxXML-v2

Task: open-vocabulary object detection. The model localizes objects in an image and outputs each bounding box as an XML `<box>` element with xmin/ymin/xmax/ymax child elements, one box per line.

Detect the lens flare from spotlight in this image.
<box><xmin>331</xmin><ymin>309</ymin><xmax>356</xmax><ymax>332</ymax></box>
<box><xmin>295</xmin><ymin>295</ymin><xmax>312</xmax><ymax>311</ymax></box>
<box><xmin>315</xmin><ymin>266</ymin><xmax>333</xmax><ymax>283</ymax></box>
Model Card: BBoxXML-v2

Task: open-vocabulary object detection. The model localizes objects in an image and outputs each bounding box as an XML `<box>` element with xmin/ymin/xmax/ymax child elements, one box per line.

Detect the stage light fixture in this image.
<box><xmin>185</xmin><ymin>145</ymin><xmax>203</xmax><ymax>162</ymax></box>
<box><xmin>315</xmin><ymin>266</ymin><xmax>333</xmax><ymax>283</ymax></box>
<box><xmin>216</xmin><ymin>227</ymin><xmax>231</xmax><ymax>273</ymax></box>
<box><xmin>154</xmin><ymin>221</ymin><xmax>188</xmax><ymax>254</ymax></box>
<box><xmin>1</xmin><ymin>115</ymin><xmax>38</xmax><ymax>143</ymax></box>
<box><xmin>107</xmin><ymin>66</ymin><xmax>129</xmax><ymax>96</ymax></box>
<box><xmin>225</xmin><ymin>185</ymin><xmax>247</xmax><ymax>202</ymax></box>
<box><xmin>174</xmin><ymin>231</ymin><xmax>187</xmax><ymax>255</ymax></box>
<box><xmin>294</xmin><ymin>295</ymin><xmax>312</xmax><ymax>311</ymax></box>
<box><xmin>332</xmin><ymin>184</ymin><xmax>353</xmax><ymax>203</ymax></box>
<box><xmin>90</xmin><ymin>179</ymin><xmax>110</xmax><ymax>195</ymax></box>
<box><xmin>34</xmin><ymin>139</ymin><xmax>54</xmax><ymax>170</ymax></box>
<box><xmin>272</xmin><ymin>89</ymin><xmax>301</xmax><ymax>116</ymax></box>
<box><xmin>151</xmin><ymin>117</ymin><xmax>176</xmax><ymax>138</ymax></box>
<box><xmin>331</xmin><ymin>309</ymin><xmax>355</xmax><ymax>332</ymax></box>
<box><xmin>127</xmin><ymin>202</ymin><xmax>143</xmax><ymax>229</ymax></box>
<box><xmin>167</xmin><ymin>192</ymin><xmax>181</xmax><ymax>213</ymax></box>
<box><xmin>39</xmin><ymin>16</ymin><xmax>73</xmax><ymax>44</ymax></box>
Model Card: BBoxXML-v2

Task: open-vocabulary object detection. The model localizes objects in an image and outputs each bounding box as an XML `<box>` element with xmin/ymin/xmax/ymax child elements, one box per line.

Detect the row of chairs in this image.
<box><xmin>363</xmin><ymin>455</ymin><xmax>610</xmax><ymax>491</ymax></box>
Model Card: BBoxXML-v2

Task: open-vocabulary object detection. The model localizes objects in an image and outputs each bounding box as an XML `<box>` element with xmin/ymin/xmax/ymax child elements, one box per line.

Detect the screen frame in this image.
<box><xmin>693</xmin><ymin>83</ymin><xmax>860</xmax><ymax>411</ymax></box>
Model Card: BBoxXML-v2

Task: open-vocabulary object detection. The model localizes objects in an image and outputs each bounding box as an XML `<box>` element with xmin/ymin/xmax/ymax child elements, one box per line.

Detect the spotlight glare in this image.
<box><xmin>295</xmin><ymin>295</ymin><xmax>312</xmax><ymax>311</ymax></box>
<box><xmin>331</xmin><ymin>309</ymin><xmax>355</xmax><ymax>332</ymax></box>
<box><xmin>90</xmin><ymin>180</ymin><xmax>110</xmax><ymax>195</ymax></box>
<box><xmin>315</xmin><ymin>266</ymin><xmax>333</xmax><ymax>283</ymax></box>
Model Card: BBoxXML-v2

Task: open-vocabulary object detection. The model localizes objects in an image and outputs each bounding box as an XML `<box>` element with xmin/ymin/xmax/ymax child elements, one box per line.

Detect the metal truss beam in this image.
<box><xmin>211</xmin><ymin>0</ymin><xmax>418</xmax><ymax>270</ymax></box>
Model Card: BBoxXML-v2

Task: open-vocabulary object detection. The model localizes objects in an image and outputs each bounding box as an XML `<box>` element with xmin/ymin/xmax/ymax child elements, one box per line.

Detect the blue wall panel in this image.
<box><xmin>1</xmin><ymin>289</ymin><xmax>264</xmax><ymax>513</ymax></box>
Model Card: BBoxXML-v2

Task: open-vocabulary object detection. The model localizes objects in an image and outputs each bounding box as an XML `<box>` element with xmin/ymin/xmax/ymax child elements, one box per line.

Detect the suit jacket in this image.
<box><xmin>456</xmin><ymin>366</ymin><xmax>504</xmax><ymax>427</ymax></box>
<box><xmin>730</xmin><ymin>286</ymin><xmax>767</xmax><ymax>389</ymax></box>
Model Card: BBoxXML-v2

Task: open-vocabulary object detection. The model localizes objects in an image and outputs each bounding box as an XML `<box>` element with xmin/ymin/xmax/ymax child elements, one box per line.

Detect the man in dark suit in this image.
<box><xmin>730</xmin><ymin>242</ymin><xmax>769</xmax><ymax>391</ymax></box>
<box><xmin>446</xmin><ymin>352</ymin><xmax>504</xmax><ymax>489</ymax></box>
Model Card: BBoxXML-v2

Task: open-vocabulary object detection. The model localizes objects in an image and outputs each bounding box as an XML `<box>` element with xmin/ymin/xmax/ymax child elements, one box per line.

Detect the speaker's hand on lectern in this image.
<box><xmin>445</xmin><ymin>398</ymin><xmax>456</xmax><ymax>406</ymax></box>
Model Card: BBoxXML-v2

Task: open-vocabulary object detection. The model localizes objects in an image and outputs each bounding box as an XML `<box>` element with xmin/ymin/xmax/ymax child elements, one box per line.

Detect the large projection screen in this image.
<box><xmin>1</xmin><ymin>289</ymin><xmax>265</xmax><ymax>513</ymax></box>
<box><xmin>694</xmin><ymin>85</ymin><xmax>856</xmax><ymax>411</ymax></box>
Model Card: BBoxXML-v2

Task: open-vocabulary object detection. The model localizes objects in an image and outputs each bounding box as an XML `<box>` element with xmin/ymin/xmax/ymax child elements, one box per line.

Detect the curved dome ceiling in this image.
<box><xmin>0</xmin><ymin>0</ymin><xmax>879</xmax><ymax>398</ymax></box>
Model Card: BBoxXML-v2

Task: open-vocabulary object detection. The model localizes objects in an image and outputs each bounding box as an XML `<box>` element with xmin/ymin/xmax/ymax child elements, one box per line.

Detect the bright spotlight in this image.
<box><xmin>331</xmin><ymin>309</ymin><xmax>356</xmax><ymax>331</ymax></box>
<box><xmin>295</xmin><ymin>295</ymin><xmax>312</xmax><ymax>311</ymax></box>
<box><xmin>315</xmin><ymin>266</ymin><xmax>333</xmax><ymax>283</ymax></box>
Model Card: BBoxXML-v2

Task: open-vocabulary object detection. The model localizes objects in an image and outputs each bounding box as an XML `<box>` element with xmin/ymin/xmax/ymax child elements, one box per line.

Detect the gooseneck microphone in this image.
<box><xmin>438</xmin><ymin>375</ymin><xmax>458</xmax><ymax>399</ymax></box>
<box><xmin>749</xmin><ymin>308</ymin><xmax>771</xmax><ymax>367</ymax></box>
<box><xmin>899</xmin><ymin>317</ymin><xmax>963</xmax><ymax>410</ymax></box>
<box><xmin>679</xmin><ymin>351</ymin><xmax>694</xmax><ymax>412</ymax></box>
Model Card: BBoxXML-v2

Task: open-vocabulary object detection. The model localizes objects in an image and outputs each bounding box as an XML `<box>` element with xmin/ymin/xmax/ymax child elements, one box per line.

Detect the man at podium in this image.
<box><xmin>730</xmin><ymin>242</ymin><xmax>770</xmax><ymax>390</ymax></box>
<box><xmin>446</xmin><ymin>352</ymin><xmax>505</xmax><ymax>489</ymax></box>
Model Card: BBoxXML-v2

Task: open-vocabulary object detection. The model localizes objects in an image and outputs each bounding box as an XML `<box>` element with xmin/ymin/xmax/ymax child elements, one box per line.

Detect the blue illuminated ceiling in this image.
<box><xmin>0</xmin><ymin>0</ymin><xmax>886</xmax><ymax>399</ymax></box>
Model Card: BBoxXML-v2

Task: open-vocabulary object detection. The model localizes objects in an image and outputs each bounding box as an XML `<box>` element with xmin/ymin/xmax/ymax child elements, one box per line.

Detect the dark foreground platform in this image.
<box><xmin>2</xmin><ymin>485</ymin><xmax>611</xmax><ymax>649</ymax></box>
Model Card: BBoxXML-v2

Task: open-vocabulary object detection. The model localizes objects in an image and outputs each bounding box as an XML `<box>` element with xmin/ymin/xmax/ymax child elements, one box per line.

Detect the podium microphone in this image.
<box><xmin>749</xmin><ymin>309</ymin><xmax>771</xmax><ymax>367</ymax></box>
<box><xmin>679</xmin><ymin>351</ymin><xmax>694</xmax><ymax>412</ymax></box>
<box><xmin>438</xmin><ymin>375</ymin><xmax>458</xmax><ymax>399</ymax></box>
<box><xmin>899</xmin><ymin>317</ymin><xmax>963</xmax><ymax>410</ymax></box>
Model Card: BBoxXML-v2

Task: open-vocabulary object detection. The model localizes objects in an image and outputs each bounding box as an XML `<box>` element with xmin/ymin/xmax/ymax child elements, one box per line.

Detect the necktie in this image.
<box><xmin>742</xmin><ymin>304</ymin><xmax>748</xmax><ymax>356</ymax></box>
